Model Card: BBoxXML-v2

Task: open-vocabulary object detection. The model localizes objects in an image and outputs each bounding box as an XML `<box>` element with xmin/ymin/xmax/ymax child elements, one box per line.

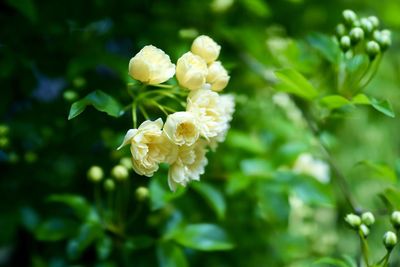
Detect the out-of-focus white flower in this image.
<box><xmin>168</xmin><ymin>139</ymin><xmax>208</xmax><ymax>191</ymax></box>
<box><xmin>211</xmin><ymin>0</ymin><xmax>234</xmax><ymax>13</ymax></box>
<box><xmin>293</xmin><ymin>153</ymin><xmax>330</xmax><ymax>183</ymax></box>
<box><xmin>191</xmin><ymin>35</ymin><xmax>221</xmax><ymax>63</ymax></box>
<box><xmin>118</xmin><ymin>119</ymin><xmax>176</xmax><ymax>177</ymax></box>
<box><xmin>187</xmin><ymin>89</ymin><xmax>224</xmax><ymax>139</ymax></box>
<box><xmin>163</xmin><ymin>111</ymin><xmax>200</xmax><ymax>146</ymax></box>
<box><xmin>207</xmin><ymin>61</ymin><xmax>230</xmax><ymax>92</ymax></box>
<box><xmin>129</xmin><ymin>45</ymin><xmax>175</xmax><ymax>85</ymax></box>
<box><xmin>176</xmin><ymin>52</ymin><xmax>208</xmax><ymax>90</ymax></box>
<box><xmin>272</xmin><ymin>92</ymin><xmax>303</xmax><ymax>125</ymax></box>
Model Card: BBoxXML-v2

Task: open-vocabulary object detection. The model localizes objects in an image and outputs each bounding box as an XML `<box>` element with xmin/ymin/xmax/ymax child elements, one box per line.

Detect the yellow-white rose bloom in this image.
<box><xmin>187</xmin><ymin>89</ymin><xmax>224</xmax><ymax>139</ymax></box>
<box><xmin>209</xmin><ymin>94</ymin><xmax>235</xmax><ymax>149</ymax></box>
<box><xmin>163</xmin><ymin>111</ymin><xmax>200</xmax><ymax>146</ymax></box>
<box><xmin>128</xmin><ymin>45</ymin><xmax>175</xmax><ymax>85</ymax></box>
<box><xmin>191</xmin><ymin>35</ymin><xmax>221</xmax><ymax>63</ymax></box>
<box><xmin>176</xmin><ymin>52</ymin><xmax>208</xmax><ymax>90</ymax></box>
<box><xmin>168</xmin><ymin>139</ymin><xmax>208</xmax><ymax>191</ymax></box>
<box><xmin>207</xmin><ymin>61</ymin><xmax>230</xmax><ymax>92</ymax></box>
<box><xmin>293</xmin><ymin>153</ymin><xmax>330</xmax><ymax>184</ymax></box>
<box><xmin>118</xmin><ymin>119</ymin><xmax>175</xmax><ymax>177</ymax></box>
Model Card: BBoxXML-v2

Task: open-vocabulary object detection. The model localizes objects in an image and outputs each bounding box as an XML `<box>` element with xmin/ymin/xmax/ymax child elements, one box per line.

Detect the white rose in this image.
<box><xmin>129</xmin><ymin>45</ymin><xmax>175</xmax><ymax>85</ymax></box>
<box><xmin>208</xmin><ymin>94</ymin><xmax>235</xmax><ymax>149</ymax></box>
<box><xmin>293</xmin><ymin>153</ymin><xmax>330</xmax><ymax>184</ymax></box>
<box><xmin>163</xmin><ymin>111</ymin><xmax>200</xmax><ymax>146</ymax></box>
<box><xmin>207</xmin><ymin>61</ymin><xmax>230</xmax><ymax>92</ymax></box>
<box><xmin>187</xmin><ymin>89</ymin><xmax>224</xmax><ymax>139</ymax></box>
<box><xmin>118</xmin><ymin>118</ymin><xmax>176</xmax><ymax>177</ymax></box>
<box><xmin>176</xmin><ymin>52</ymin><xmax>208</xmax><ymax>90</ymax></box>
<box><xmin>168</xmin><ymin>139</ymin><xmax>208</xmax><ymax>191</ymax></box>
<box><xmin>191</xmin><ymin>35</ymin><xmax>221</xmax><ymax>63</ymax></box>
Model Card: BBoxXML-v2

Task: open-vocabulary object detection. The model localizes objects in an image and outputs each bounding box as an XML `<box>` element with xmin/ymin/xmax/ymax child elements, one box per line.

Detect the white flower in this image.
<box><xmin>208</xmin><ymin>94</ymin><xmax>235</xmax><ymax>149</ymax></box>
<box><xmin>118</xmin><ymin>119</ymin><xmax>176</xmax><ymax>177</ymax></box>
<box><xmin>187</xmin><ymin>89</ymin><xmax>225</xmax><ymax>139</ymax></box>
<box><xmin>128</xmin><ymin>45</ymin><xmax>175</xmax><ymax>85</ymax></box>
<box><xmin>191</xmin><ymin>35</ymin><xmax>221</xmax><ymax>63</ymax></box>
<box><xmin>176</xmin><ymin>52</ymin><xmax>208</xmax><ymax>90</ymax></box>
<box><xmin>293</xmin><ymin>153</ymin><xmax>330</xmax><ymax>183</ymax></box>
<box><xmin>168</xmin><ymin>139</ymin><xmax>208</xmax><ymax>191</ymax></box>
<box><xmin>207</xmin><ymin>61</ymin><xmax>230</xmax><ymax>92</ymax></box>
<box><xmin>163</xmin><ymin>111</ymin><xmax>200</xmax><ymax>146</ymax></box>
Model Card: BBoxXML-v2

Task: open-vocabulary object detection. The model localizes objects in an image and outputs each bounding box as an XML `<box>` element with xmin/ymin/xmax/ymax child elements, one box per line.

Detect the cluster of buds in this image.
<box><xmin>335</xmin><ymin>10</ymin><xmax>392</xmax><ymax>60</ymax></box>
<box><xmin>344</xmin><ymin>210</ymin><xmax>399</xmax><ymax>253</ymax></box>
<box><xmin>344</xmin><ymin>212</ymin><xmax>374</xmax><ymax>237</ymax></box>
<box><xmin>87</xmin><ymin>159</ymin><xmax>130</xmax><ymax>189</ymax></box>
<box><xmin>120</xmin><ymin>35</ymin><xmax>235</xmax><ymax>191</ymax></box>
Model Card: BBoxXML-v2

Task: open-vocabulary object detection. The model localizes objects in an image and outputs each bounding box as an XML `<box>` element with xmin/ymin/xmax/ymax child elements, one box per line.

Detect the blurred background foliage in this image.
<box><xmin>1</xmin><ymin>0</ymin><xmax>400</xmax><ymax>266</ymax></box>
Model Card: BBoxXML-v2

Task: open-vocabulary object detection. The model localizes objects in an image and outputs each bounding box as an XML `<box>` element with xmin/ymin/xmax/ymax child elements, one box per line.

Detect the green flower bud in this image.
<box><xmin>0</xmin><ymin>137</ymin><xmax>9</xmax><ymax>148</ymax></box>
<box><xmin>368</xmin><ymin>16</ymin><xmax>379</xmax><ymax>28</ymax></box>
<box><xmin>87</xmin><ymin>165</ymin><xmax>104</xmax><ymax>182</ymax></box>
<box><xmin>383</xmin><ymin>231</ymin><xmax>397</xmax><ymax>250</ymax></box>
<box><xmin>0</xmin><ymin>124</ymin><xmax>9</xmax><ymax>136</ymax></box>
<box><xmin>366</xmin><ymin>41</ymin><xmax>380</xmax><ymax>60</ymax></box>
<box><xmin>24</xmin><ymin>151</ymin><xmax>37</xmax><ymax>163</ymax></box>
<box><xmin>135</xmin><ymin>186</ymin><xmax>149</xmax><ymax>201</ymax></box>
<box><xmin>373</xmin><ymin>30</ymin><xmax>382</xmax><ymax>41</ymax></box>
<box><xmin>63</xmin><ymin>90</ymin><xmax>78</xmax><ymax>102</ymax></box>
<box><xmin>336</xmin><ymin>24</ymin><xmax>347</xmax><ymax>37</ymax></box>
<box><xmin>73</xmin><ymin>77</ymin><xmax>86</xmax><ymax>88</ymax></box>
<box><xmin>345</xmin><ymin>213</ymin><xmax>362</xmax><ymax>229</ymax></box>
<box><xmin>359</xmin><ymin>224</ymin><xmax>370</xmax><ymax>237</ymax></box>
<box><xmin>378</xmin><ymin>34</ymin><xmax>391</xmax><ymax>51</ymax></box>
<box><xmin>104</xmin><ymin>179</ymin><xmax>115</xmax><ymax>191</ymax></box>
<box><xmin>343</xmin><ymin>10</ymin><xmax>357</xmax><ymax>26</ymax></box>
<box><xmin>350</xmin><ymin>27</ymin><xmax>364</xmax><ymax>44</ymax></box>
<box><xmin>340</xmin><ymin>36</ymin><xmax>351</xmax><ymax>52</ymax></box>
<box><xmin>381</xmin><ymin>29</ymin><xmax>392</xmax><ymax>38</ymax></box>
<box><xmin>119</xmin><ymin>157</ymin><xmax>132</xmax><ymax>169</ymax></box>
<box><xmin>111</xmin><ymin>165</ymin><xmax>129</xmax><ymax>181</ymax></box>
<box><xmin>361</xmin><ymin>211</ymin><xmax>375</xmax><ymax>226</ymax></box>
<box><xmin>391</xmin><ymin>211</ymin><xmax>400</xmax><ymax>229</ymax></box>
<box><xmin>360</xmin><ymin>18</ymin><xmax>373</xmax><ymax>34</ymax></box>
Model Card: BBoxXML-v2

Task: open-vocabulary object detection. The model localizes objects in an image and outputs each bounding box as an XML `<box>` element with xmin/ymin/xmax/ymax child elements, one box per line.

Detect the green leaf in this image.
<box><xmin>169</xmin><ymin>224</ymin><xmax>234</xmax><ymax>251</ymax></box>
<box><xmin>352</xmin><ymin>94</ymin><xmax>370</xmax><ymax>105</ymax></box>
<box><xmin>68</xmin><ymin>90</ymin><xmax>123</xmax><ymax>120</ymax></box>
<box><xmin>67</xmin><ymin>222</ymin><xmax>102</xmax><ymax>260</ymax></box>
<box><xmin>35</xmin><ymin>218</ymin><xmax>77</xmax><ymax>241</ymax></box>
<box><xmin>6</xmin><ymin>0</ymin><xmax>37</xmax><ymax>23</ymax></box>
<box><xmin>313</xmin><ymin>257</ymin><xmax>353</xmax><ymax>267</ymax></box>
<box><xmin>320</xmin><ymin>95</ymin><xmax>352</xmax><ymax>110</ymax></box>
<box><xmin>156</xmin><ymin>242</ymin><xmax>188</xmax><ymax>267</ymax></box>
<box><xmin>191</xmin><ymin>183</ymin><xmax>226</xmax><ymax>220</ymax></box>
<box><xmin>274</xmin><ymin>69</ymin><xmax>318</xmax><ymax>100</ymax></box>
<box><xmin>226</xmin><ymin>130</ymin><xmax>266</xmax><ymax>154</ymax></box>
<box><xmin>380</xmin><ymin>187</ymin><xmax>400</xmax><ymax>210</ymax></box>
<box><xmin>352</xmin><ymin>94</ymin><xmax>395</xmax><ymax>117</ymax></box>
<box><xmin>124</xmin><ymin>235</ymin><xmax>155</xmax><ymax>251</ymax></box>
<box><xmin>307</xmin><ymin>33</ymin><xmax>340</xmax><ymax>64</ymax></box>
<box><xmin>241</xmin><ymin>0</ymin><xmax>270</xmax><ymax>17</ymax></box>
<box><xmin>47</xmin><ymin>194</ymin><xmax>92</xmax><ymax>221</ymax></box>
<box><xmin>356</xmin><ymin>160</ymin><xmax>397</xmax><ymax>183</ymax></box>
<box><xmin>370</xmin><ymin>97</ymin><xmax>395</xmax><ymax>118</ymax></box>
<box><xmin>149</xmin><ymin>174</ymin><xmax>186</xmax><ymax>210</ymax></box>
<box><xmin>96</xmin><ymin>235</ymin><xmax>113</xmax><ymax>260</ymax></box>
<box><xmin>240</xmin><ymin>158</ymin><xmax>272</xmax><ymax>177</ymax></box>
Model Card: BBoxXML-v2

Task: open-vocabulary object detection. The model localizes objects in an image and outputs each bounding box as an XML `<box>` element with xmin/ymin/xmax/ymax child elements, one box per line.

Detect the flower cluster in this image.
<box><xmin>119</xmin><ymin>35</ymin><xmax>234</xmax><ymax>191</ymax></box>
<box><xmin>336</xmin><ymin>10</ymin><xmax>392</xmax><ymax>60</ymax></box>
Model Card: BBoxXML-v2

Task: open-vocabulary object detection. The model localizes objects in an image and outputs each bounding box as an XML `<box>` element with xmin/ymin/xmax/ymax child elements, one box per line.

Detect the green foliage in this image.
<box><xmin>1</xmin><ymin>0</ymin><xmax>400</xmax><ymax>266</ymax></box>
<box><xmin>68</xmin><ymin>90</ymin><xmax>124</xmax><ymax>120</ymax></box>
